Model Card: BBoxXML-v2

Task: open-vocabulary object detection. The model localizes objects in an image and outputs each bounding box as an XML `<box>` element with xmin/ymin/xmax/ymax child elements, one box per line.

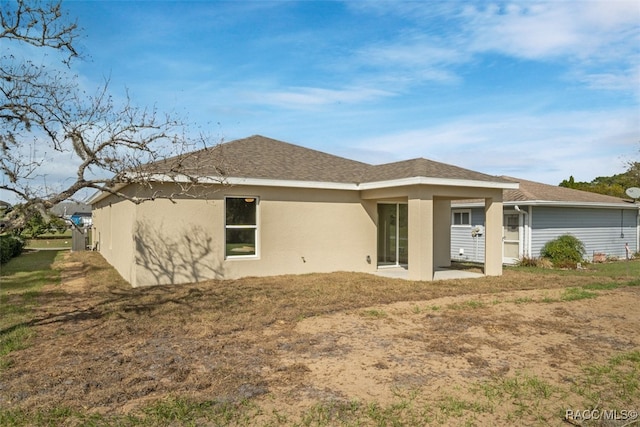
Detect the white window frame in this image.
<box><xmin>224</xmin><ymin>196</ymin><xmax>259</xmax><ymax>259</ymax></box>
<box><xmin>452</xmin><ymin>209</ymin><xmax>471</xmax><ymax>227</ymax></box>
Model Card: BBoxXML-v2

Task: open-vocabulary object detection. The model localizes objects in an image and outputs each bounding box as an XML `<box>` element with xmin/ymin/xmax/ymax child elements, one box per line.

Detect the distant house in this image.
<box><xmin>51</xmin><ymin>201</ymin><xmax>91</xmax><ymax>217</ymax></box>
<box><xmin>451</xmin><ymin>177</ymin><xmax>640</xmax><ymax>263</ymax></box>
<box><xmin>51</xmin><ymin>202</ymin><xmax>92</xmax><ymax>227</ymax></box>
<box><xmin>88</xmin><ymin>135</ymin><xmax>517</xmax><ymax>287</ymax></box>
<box><xmin>70</xmin><ymin>212</ymin><xmax>92</xmax><ymax>227</ymax></box>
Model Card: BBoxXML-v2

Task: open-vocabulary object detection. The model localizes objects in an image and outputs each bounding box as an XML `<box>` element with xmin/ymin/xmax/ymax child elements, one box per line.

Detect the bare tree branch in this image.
<box><xmin>0</xmin><ymin>1</ymin><xmax>221</xmax><ymax>231</ymax></box>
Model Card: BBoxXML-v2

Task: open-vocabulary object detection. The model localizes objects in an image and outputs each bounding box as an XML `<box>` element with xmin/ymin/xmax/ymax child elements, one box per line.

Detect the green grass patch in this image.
<box><xmin>140</xmin><ymin>396</ymin><xmax>257</xmax><ymax>425</ymax></box>
<box><xmin>360</xmin><ymin>309</ymin><xmax>388</xmax><ymax>319</ymax></box>
<box><xmin>0</xmin><ymin>326</ymin><xmax>35</xmax><ymax>370</ymax></box>
<box><xmin>0</xmin><ymin>250</ymin><xmax>64</xmax><ymax>371</ymax></box>
<box><xmin>0</xmin><ymin>398</ymin><xmax>260</xmax><ymax>427</ymax></box>
<box><xmin>581</xmin><ymin>282</ymin><xmax>620</xmax><ymax>291</ymax></box>
<box><xmin>560</xmin><ymin>287</ymin><xmax>598</xmax><ymax>301</ymax></box>
<box><xmin>541</xmin><ymin>295</ymin><xmax>559</xmax><ymax>303</ymax></box>
<box><xmin>3</xmin><ymin>353</ymin><xmax>637</xmax><ymax>426</ymax></box>
<box><xmin>24</xmin><ymin>239</ymin><xmax>71</xmax><ymax>249</ymax></box>
<box><xmin>513</xmin><ymin>258</ymin><xmax>640</xmax><ymax>278</ymax></box>
<box><xmin>589</xmin><ymin>259</ymin><xmax>640</xmax><ymax>275</ymax></box>
<box><xmin>448</xmin><ymin>300</ymin><xmax>485</xmax><ymax>310</ymax></box>
<box><xmin>573</xmin><ymin>351</ymin><xmax>640</xmax><ymax>408</ymax></box>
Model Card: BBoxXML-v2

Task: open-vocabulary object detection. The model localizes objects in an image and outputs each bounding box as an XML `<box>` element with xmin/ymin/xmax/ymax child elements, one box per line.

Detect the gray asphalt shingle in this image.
<box><xmin>145</xmin><ymin>135</ymin><xmax>510</xmax><ymax>185</ymax></box>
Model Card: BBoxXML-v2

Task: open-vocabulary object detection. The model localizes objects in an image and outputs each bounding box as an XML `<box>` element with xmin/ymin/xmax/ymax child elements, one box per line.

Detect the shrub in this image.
<box><xmin>0</xmin><ymin>235</ymin><xmax>25</xmax><ymax>264</ymax></box>
<box><xmin>541</xmin><ymin>234</ymin><xmax>586</xmax><ymax>267</ymax></box>
<box><xmin>536</xmin><ymin>258</ymin><xmax>554</xmax><ymax>269</ymax></box>
<box><xmin>518</xmin><ymin>256</ymin><xmax>539</xmax><ymax>267</ymax></box>
<box><xmin>517</xmin><ymin>257</ymin><xmax>554</xmax><ymax>269</ymax></box>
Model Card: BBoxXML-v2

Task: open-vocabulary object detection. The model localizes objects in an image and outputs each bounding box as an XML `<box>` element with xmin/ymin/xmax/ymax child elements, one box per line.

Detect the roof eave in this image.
<box><xmin>359</xmin><ymin>176</ymin><xmax>519</xmax><ymax>190</ymax></box>
<box><xmin>85</xmin><ymin>183</ymin><xmax>129</xmax><ymax>205</ymax></box>
<box><xmin>196</xmin><ymin>174</ymin><xmax>519</xmax><ymax>191</ymax></box>
<box><xmin>86</xmin><ymin>174</ymin><xmax>519</xmax><ymax>204</ymax></box>
<box><xmin>452</xmin><ymin>200</ymin><xmax>640</xmax><ymax>209</ymax></box>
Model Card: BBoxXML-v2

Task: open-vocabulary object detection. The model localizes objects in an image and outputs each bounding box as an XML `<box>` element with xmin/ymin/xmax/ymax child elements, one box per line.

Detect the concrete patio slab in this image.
<box><xmin>374</xmin><ymin>267</ymin><xmax>484</xmax><ymax>281</ymax></box>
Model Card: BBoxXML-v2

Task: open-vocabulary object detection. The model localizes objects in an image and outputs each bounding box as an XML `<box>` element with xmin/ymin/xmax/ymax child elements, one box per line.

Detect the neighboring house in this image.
<box><xmin>451</xmin><ymin>177</ymin><xmax>640</xmax><ymax>263</ymax></box>
<box><xmin>51</xmin><ymin>202</ymin><xmax>91</xmax><ymax>218</ymax></box>
<box><xmin>70</xmin><ymin>212</ymin><xmax>92</xmax><ymax>227</ymax></box>
<box><xmin>88</xmin><ymin>135</ymin><xmax>517</xmax><ymax>287</ymax></box>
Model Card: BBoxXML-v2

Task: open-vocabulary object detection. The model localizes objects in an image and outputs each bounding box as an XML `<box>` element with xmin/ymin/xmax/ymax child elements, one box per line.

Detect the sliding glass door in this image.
<box><xmin>377</xmin><ymin>203</ymin><xmax>408</xmax><ymax>267</ymax></box>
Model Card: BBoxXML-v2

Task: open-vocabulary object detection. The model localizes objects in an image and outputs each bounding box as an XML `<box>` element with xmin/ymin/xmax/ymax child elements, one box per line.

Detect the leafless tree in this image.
<box><xmin>1</xmin><ymin>0</ymin><xmax>216</xmax><ymax>230</ymax></box>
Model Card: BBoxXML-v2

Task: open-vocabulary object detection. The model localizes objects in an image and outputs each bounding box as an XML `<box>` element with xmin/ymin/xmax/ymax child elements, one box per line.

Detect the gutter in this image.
<box><xmin>637</xmin><ymin>204</ymin><xmax>640</xmax><ymax>254</ymax></box>
<box><xmin>453</xmin><ymin>200</ymin><xmax>637</xmax><ymax>210</ymax></box>
<box><xmin>514</xmin><ymin>205</ymin><xmax>531</xmax><ymax>258</ymax></box>
<box><xmin>85</xmin><ymin>173</ymin><xmax>520</xmax><ymax>205</ymax></box>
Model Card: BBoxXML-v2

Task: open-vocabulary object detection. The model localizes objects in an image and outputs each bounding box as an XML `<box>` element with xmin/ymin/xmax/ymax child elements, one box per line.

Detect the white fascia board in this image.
<box><xmin>87</xmin><ymin>173</ymin><xmax>519</xmax><ymax>204</ymax></box>
<box><xmin>221</xmin><ymin>176</ymin><xmax>357</xmax><ymax>190</ymax></box>
<box><xmin>359</xmin><ymin>176</ymin><xmax>519</xmax><ymax>190</ymax></box>
<box><xmin>516</xmin><ymin>200</ymin><xmax>639</xmax><ymax>209</ymax></box>
<box><xmin>132</xmin><ymin>173</ymin><xmax>360</xmax><ymax>190</ymax></box>
<box><xmin>202</xmin><ymin>175</ymin><xmax>518</xmax><ymax>191</ymax></box>
<box><xmin>452</xmin><ymin>200</ymin><xmax>639</xmax><ymax>209</ymax></box>
<box><xmin>85</xmin><ymin>190</ymin><xmax>104</xmax><ymax>205</ymax></box>
<box><xmin>85</xmin><ymin>183</ymin><xmax>129</xmax><ymax>205</ymax></box>
<box><xmin>450</xmin><ymin>201</ymin><xmax>486</xmax><ymax>208</ymax></box>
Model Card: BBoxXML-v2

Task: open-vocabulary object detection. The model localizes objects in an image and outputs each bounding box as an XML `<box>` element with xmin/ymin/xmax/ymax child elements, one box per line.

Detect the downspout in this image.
<box><xmin>637</xmin><ymin>204</ymin><xmax>640</xmax><ymax>254</ymax></box>
<box><xmin>514</xmin><ymin>205</ymin><xmax>529</xmax><ymax>258</ymax></box>
<box><xmin>528</xmin><ymin>206</ymin><xmax>533</xmax><ymax>257</ymax></box>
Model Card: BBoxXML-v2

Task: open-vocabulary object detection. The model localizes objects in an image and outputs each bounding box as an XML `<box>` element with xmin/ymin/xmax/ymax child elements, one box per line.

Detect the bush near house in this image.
<box><xmin>541</xmin><ymin>234</ymin><xmax>586</xmax><ymax>268</ymax></box>
<box><xmin>0</xmin><ymin>235</ymin><xmax>25</xmax><ymax>264</ymax></box>
<box><xmin>517</xmin><ymin>257</ymin><xmax>553</xmax><ymax>269</ymax></box>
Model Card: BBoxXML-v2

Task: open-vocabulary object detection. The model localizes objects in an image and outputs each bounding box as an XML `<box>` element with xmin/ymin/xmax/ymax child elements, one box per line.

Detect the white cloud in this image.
<box><xmin>349</xmin><ymin>1</ymin><xmax>639</xmax><ymax>92</ymax></box>
<box><xmin>349</xmin><ymin>108</ymin><xmax>639</xmax><ymax>185</ymax></box>
<box><xmin>243</xmin><ymin>86</ymin><xmax>395</xmax><ymax>109</ymax></box>
<box><xmin>466</xmin><ymin>1</ymin><xmax>639</xmax><ymax>63</ymax></box>
<box><xmin>354</xmin><ymin>35</ymin><xmax>467</xmax><ymax>86</ymax></box>
<box><xmin>572</xmin><ymin>64</ymin><xmax>640</xmax><ymax>92</ymax></box>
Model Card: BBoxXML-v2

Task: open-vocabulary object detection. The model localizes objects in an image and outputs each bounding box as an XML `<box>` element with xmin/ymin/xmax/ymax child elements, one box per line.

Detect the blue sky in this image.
<box><xmin>18</xmin><ymin>1</ymin><xmax>640</xmax><ymax>192</ymax></box>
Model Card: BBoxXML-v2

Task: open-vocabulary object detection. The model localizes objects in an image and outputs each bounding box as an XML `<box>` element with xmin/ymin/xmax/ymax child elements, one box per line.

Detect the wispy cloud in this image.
<box><xmin>571</xmin><ymin>65</ymin><xmax>640</xmax><ymax>92</ymax></box>
<box><xmin>465</xmin><ymin>1</ymin><xmax>639</xmax><ymax>60</ymax></box>
<box><xmin>350</xmin><ymin>108</ymin><xmax>638</xmax><ymax>184</ymax></box>
<box><xmin>16</xmin><ymin>0</ymin><xmax>635</xmax><ymax>202</ymax></box>
<box><xmin>349</xmin><ymin>1</ymin><xmax>640</xmax><ymax>92</ymax></box>
<box><xmin>353</xmin><ymin>33</ymin><xmax>468</xmax><ymax>86</ymax></box>
<box><xmin>242</xmin><ymin>85</ymin><xmax>395</xmax><ymax>109</ymax></box>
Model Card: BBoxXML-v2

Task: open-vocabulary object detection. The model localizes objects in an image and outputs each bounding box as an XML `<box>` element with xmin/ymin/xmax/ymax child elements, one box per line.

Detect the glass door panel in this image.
<box><xmin>377</xmin><ymin>203</ymin><xmax>408</xmax><ymax>266</ymax></box>
<box><xmin>398</xmin><ymin>204</ymin><xmax>408</xmax><ymax>264</ymax></box>
<box><xmin>377</xmin><ymin>204</ymin><xmax>397</xmax><ymax>265</ymax></box>
<box><xmin>503</xmin><ymin>214</ymin><xmax>520</xmax><ymax>259</ymax></box>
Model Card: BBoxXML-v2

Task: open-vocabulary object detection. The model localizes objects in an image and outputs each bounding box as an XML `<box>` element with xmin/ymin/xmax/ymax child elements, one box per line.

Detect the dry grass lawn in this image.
<box><xmin>1</xmin><ymin>251</ymin><xmax>639</xmax><ymax>426</ymax></box>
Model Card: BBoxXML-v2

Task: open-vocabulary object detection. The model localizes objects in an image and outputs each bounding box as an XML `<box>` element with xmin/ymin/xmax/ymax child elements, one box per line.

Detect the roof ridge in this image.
<box><xmin>141</xmin><ymin>135</ymin><xmax>514</xmax><ymax>185</ymax></box>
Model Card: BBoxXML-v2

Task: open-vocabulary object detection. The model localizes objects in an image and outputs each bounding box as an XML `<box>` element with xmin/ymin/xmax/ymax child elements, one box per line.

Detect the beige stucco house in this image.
<box><xmin>89</xmin><ymin>135</ymin><xmax>518</xmax><ymax>287</ymax></box>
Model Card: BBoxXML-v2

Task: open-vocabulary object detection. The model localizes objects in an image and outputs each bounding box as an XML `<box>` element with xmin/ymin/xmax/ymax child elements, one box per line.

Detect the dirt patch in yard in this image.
<box><xmin>1</xmin><ymin>252</ymin><xmax>639</xmax><ymax>425</ymax></box>
<box><xmin>264</xmin><ymin>289</ymin><xmax>638</xmax><ymax>407</ymax></box>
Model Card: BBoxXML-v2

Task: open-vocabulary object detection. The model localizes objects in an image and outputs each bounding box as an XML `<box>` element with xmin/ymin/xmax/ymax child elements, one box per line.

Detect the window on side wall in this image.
<box><xmin>452</xmin><ymin>210</ymin><xmax>471</xmax><ymax>226</ymax></box>
<box><xmin>225</xmin><ymin>197</ymin><xmax>258</xmax><ymax>258</ymax></box>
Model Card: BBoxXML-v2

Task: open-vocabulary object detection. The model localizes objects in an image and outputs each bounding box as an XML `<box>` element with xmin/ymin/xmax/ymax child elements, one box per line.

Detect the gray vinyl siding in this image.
<box><xmin>451</xmin><ymin>208</ymin><xmax>485</xmax><ymax>262</ymax></box>
<box><xmin>531</xmin><ymin>207</ymin><xmax>638</xmax><ymax>260</ymax></box>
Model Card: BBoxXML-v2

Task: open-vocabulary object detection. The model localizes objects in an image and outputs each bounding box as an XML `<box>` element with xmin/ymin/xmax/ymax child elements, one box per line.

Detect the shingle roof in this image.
<box><xmin>364</xmin><ymin>158</ymin><xmax>505</xmax><ymax>183</ymax></box>
<box><xmin>454</xmin><ymin>176</ymin><xmax>635</xmax><ymax>206</ymax></box>
<box><xmin>500</xmin><ymin>176</ymin><xmax>633</xmax><ymax>204</ymax></box>
<box><xmin>146</xmin><ymin>135</ymin><xmax>511</xmax><ymax>185</ymax></box>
